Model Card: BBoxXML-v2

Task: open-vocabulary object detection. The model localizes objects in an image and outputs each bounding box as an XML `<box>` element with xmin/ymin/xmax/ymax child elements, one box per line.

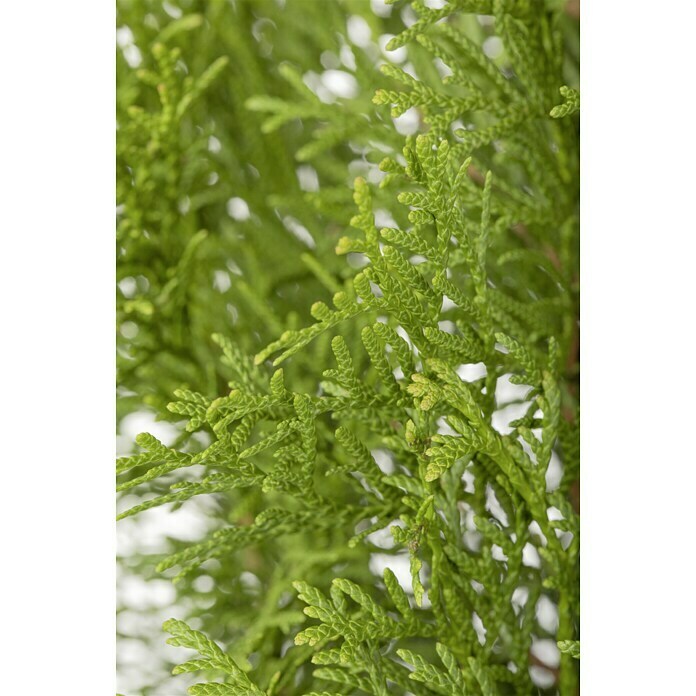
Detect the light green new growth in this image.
<box><xmin>117</xmin><ymin>0</ymin><xmax>579</xmax><ymax>693</ymax></box>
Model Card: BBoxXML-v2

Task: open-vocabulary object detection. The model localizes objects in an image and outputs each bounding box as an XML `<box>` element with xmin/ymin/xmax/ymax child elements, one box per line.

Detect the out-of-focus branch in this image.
<box><xmin>566</xmin><ymin>0</ymin><xmax>580</xmax><ymax>20</ymax></box>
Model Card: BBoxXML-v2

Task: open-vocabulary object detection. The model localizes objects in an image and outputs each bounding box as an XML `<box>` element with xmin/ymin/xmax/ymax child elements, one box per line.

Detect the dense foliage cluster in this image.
<box><xmin>117</xmin><ymin>0</ymin><xmax>579</xmax><ymax>693</ymax></box>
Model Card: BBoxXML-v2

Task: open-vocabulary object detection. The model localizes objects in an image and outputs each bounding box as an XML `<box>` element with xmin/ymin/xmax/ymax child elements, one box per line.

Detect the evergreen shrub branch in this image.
<box><xmin>117</xmin><ymin>0</ymin><xmax>579</xmax><ymax>693</ymax></box>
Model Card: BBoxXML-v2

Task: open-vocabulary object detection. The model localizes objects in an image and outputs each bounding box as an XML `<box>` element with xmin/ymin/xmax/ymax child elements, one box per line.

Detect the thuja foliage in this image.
<box><xmin>117</xmin><ymin>0</ymin><xmax>579</xmax><ymax>694</ymax></box>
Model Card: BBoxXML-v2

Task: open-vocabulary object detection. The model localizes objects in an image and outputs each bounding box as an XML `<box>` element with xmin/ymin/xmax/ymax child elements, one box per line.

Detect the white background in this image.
<box><xmin>1</xmin><ymin>1</ymin><xmax>695</xmax><ymax>693</ymax></box>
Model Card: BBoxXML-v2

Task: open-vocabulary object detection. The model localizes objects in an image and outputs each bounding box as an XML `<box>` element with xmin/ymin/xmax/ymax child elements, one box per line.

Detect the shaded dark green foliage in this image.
<box><xmin>117</xmin><ymin>0</ymin><xmax>579</xmax><ymax>693</ymax></box>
